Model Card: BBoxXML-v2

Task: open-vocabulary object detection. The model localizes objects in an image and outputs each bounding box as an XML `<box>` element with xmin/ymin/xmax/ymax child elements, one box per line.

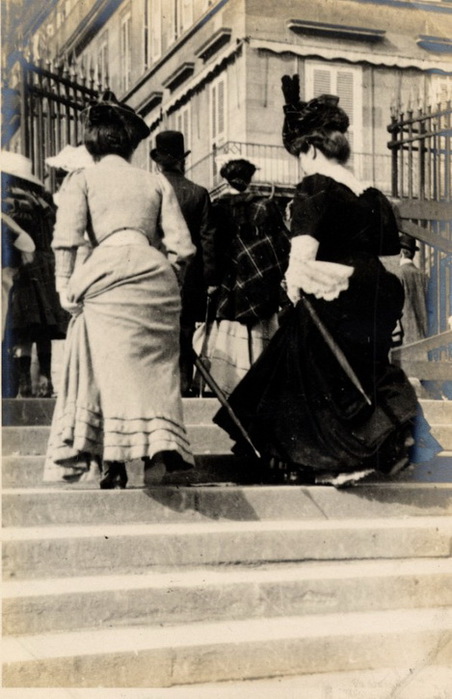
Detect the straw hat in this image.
<box><xmin>1</xmin><ymin>151</ymin><xmax>43</xmax><ymax>186</ymax></box>
<box><xmin>45</xmin><ymin>145</ymin><xmax>94</xmax><ymax>172</ymax></box>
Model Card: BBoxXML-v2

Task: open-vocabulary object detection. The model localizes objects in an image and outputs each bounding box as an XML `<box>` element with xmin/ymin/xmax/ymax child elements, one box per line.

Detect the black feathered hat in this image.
<box><xmin>281</xmin><ymin>75</ymin><xmax>349</xmax><ymax>155</ymax></box>
<box><xmin>81</xmin><ymin>90</ymin><xmax>150</xmax><ymax>142</ymax></box>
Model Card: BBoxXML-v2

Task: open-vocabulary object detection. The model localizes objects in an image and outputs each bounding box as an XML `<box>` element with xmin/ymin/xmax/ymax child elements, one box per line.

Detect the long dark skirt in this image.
<box><xmin>214</xmin><ymin>260</ymin><xmax>437</xmax><ymax>475</ymax></box>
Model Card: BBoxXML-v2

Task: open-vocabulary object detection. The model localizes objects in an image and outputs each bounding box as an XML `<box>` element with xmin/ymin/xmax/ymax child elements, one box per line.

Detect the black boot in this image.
<box><xmin>37</xmin><ymin>352</ymin><xmax>54</xmax><ymax>397</ymax></box>
<box><xmin>15</xmin><ymin>356</ymin><xmax>32</xmax><ymax>397</ymax></box>
<box><xmin>100</xmin><ymin>462</ymin><xmax>128</xmax><ymax>489</ymax></box>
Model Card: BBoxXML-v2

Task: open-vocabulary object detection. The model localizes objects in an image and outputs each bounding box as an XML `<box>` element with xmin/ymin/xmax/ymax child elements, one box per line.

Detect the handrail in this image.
<box><xmin>391</xmin><ymin>330</ymin><xmax>452</xmax><ymax>358</ymax></box>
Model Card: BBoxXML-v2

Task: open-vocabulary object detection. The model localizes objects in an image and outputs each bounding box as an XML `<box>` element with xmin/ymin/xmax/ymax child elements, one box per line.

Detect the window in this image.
<box><xmin>97</xmin><ymin>31</ymin><xmax>109</xmax><ymax>85</ymax></box>
<box><xmin>144</xmin><ymin>0</ymin><xmax>150</xmax><ymax>70</ymax></box>
<box><xmin>120</xmin><ymin>8</ymin><xmax>132</xmax><ymax>92</ymax></box>
<box><xmin>177</xmin><ymin>0</ymin><xmax>193</xmax><ymax>35</ymax></box>
<box><xmin>210</xmin><ymin>74</ymin><xmax>227</xmax><ymax>147</ymax></box>
<box><xmin>429</xmin><ymin>75</ymin><xmax>452</xmax><ymax>106</ymax></box>
<box><xmin>151</xmin><ymin>0</ymin><xmax>162</xmax><ymax>63</ymax></box>
<box><xmin>165</xmin><ymin>0</ymin><xmax>194</xmax><ymax>49</ymax></box>
<box><xmin>305</xmin><ymin>61</ymin><xmax>363</xmax><ymax>174</ymax></box>
<box><xmin>210</xmin><ymin>73</ymin><xmax>227</xmax><ymax>185</ymax></box>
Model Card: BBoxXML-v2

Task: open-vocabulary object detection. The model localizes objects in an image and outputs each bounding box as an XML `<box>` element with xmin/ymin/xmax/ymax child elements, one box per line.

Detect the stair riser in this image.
<box><xmin>4</xmin><ymin>628</ymin><xmax>451</xmax><ymax>688</ymax></box>
<box><xmin>4</xmin><ymin>572</ymin><xmax>452</xmax><ymax>636</ymax></box>
<box><xmin>4</xmin><ymin>526</ymin><xmax>450</xmax><ymax>580</ymax></box>
<box><xmin>2</xmin><ymin>455</ymin><xmax>254</xmax><ymax>488</ymax></box>
<box><xmin>2</xmin><ymin>425</ymin><xmax>233</xmax><ymax>456</ymax></box>
<box><xmin>3</xmin><ymin>485</ymin><xmax>452</xmax><ymax>527</ymax></box>
<box><xmin>4</xmin><ymin>454</ymin><xmax>452</xmax><ymax>488</ymax></box>
<box><xmin>2</xmin><ymin>398</ymin><xmax>218</xmax><ymax>427</ymax></box>
<box><xmin>4</xmin><ymin>398</ymin><xmax>451</xmax><ymax>427</ymax></box>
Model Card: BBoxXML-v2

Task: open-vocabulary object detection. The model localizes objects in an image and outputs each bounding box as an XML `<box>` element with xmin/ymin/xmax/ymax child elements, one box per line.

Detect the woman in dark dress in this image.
<box><xmin>214</xmin><ymin>78</ymin><xmax>440</xmax><ymax>485</ymax></box>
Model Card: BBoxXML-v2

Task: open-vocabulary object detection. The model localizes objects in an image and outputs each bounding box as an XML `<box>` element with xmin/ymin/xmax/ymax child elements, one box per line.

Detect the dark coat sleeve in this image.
<box><xmin>198</xmin><ymin>190</ymin><xmax>221</xmax><ymax>286</ymax></box>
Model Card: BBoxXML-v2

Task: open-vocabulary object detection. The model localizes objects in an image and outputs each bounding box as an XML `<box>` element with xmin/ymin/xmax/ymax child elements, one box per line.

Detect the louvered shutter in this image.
<box><xmin>306</xmin><ymin>62</ymin><xmax>363</xmax><ymax>174</ymax></box>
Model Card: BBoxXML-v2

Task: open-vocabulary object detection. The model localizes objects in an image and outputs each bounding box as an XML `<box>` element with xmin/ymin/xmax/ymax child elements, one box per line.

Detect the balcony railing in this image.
<box><xmin>185</xmin><ymin>140</ymin><xmax>393</xmax><ymax>195</ymax></box>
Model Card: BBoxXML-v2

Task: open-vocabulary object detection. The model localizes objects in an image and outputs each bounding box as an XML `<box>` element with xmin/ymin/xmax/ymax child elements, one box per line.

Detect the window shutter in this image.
<box><xmin>217</xmin><ymin>79</ymin><xmax>225</xmax><ymax>138</ymax></box>
<box><xmin>165</xmin><ymin>0</ymin><xmax>176</xmax><ymax>46</ymax></box>
<box><xmin>211</xmin><ymin>83</ymin><xmax>217</xmax><ymax>140</ymax></box>
<box><xmin>151</xmin><ymin>0</ymin><xmax>162</xmax><ymax>61</ymax></box>
<box><xmin>336</xmin><ymin>69</ymin><xmax>355</xmax><ymax>153</ymax></box>
<box><xmin>182</xmin><ymin>0</ymin><xmax>193</xmax><ymax>31</ymax></box>
<box><xmin>306</xmin><ymin>61</ymin><xmax>362</xmax><ymax>174</ymax></box>
<box><xmin>312</xmin><ymin>69</ymin><xmax>331</xmax><ymax>95</ymax></box>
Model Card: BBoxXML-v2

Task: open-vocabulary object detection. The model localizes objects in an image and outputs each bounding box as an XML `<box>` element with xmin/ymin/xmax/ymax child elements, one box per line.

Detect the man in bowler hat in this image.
<box><xmin>151</xmin><ymin>131</ymin><xmax>220</xmax><ymax>395</ymax></box>
<box><xmin>396</xmin><ymin>233</ymin><xmax>428</xmax><ymax>346</ymax></box>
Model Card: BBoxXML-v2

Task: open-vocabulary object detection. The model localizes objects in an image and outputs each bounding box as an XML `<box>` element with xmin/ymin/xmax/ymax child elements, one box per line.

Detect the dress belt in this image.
<box><xmin>99</xmin><ymin>228</ymin><xmax>149</xmax><ymax>246</ymax></box>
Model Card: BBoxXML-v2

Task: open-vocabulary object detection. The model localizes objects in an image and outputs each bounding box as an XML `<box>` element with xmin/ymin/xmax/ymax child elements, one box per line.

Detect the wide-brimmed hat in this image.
<box><xmin>81</xmin><ymin>90</ymin><xmax>150</xmax><ymax>141</ymax></box>
<box><xmin>1</xmin><ymin>151</ymin><xmax>43</xmax><ymax>186</ymax></box>
<box><xmin>45</xmin><ymin>145</ymin><xmax>94</xmax><ymax>172</ymax></box>
<box><xmin>150</xmin><ymin>131</ymin><xmax>191</xmax><ymax>163</ymax></box>
<box><xmin>281</xmin><ymin>75</ymin><xmax>349</xmax><ymax>155</ymax></box>
<box><xmin>400</xmin><ymin>233</ymin><xmax>419</xmax><ymax>252</ymax></box>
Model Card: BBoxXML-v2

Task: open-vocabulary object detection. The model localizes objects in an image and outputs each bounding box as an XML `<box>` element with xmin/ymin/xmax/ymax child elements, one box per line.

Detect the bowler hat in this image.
<box><xmin>400</xmin><ymin>233</ymin><xmax>419</xmax><ymax>252</ymax></box>
<box><xmin>150</xmin><ymin>131</ymin><xmax>191</xmax><ymax>162</ymax></box>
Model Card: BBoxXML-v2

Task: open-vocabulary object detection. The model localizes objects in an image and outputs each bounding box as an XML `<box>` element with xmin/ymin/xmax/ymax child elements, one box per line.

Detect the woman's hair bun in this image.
<box><xmin>220</xmin><ymin>159</ymin><xmax>256</xmax><ymax>190</ymax></box>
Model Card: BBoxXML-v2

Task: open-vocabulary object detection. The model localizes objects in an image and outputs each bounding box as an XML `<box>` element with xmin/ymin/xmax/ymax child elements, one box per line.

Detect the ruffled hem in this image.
<box><xmin>44</xmin><ymin>402</ymin><xmax>194</xmax><ymax>482</ymax></box>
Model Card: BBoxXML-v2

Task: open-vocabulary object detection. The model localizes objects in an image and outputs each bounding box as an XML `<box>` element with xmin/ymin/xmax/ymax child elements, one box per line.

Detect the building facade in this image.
<box><xmin>4</xmin><ymin>0</ymin><xmax>452</xmax><ymax>196</ymax></box>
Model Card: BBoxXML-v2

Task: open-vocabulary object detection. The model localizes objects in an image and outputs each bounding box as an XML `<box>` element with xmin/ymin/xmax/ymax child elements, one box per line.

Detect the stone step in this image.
<box><xmin>3</xmin><ymin>558</ymin><xmax>452</xmax><ymax>637</ymax></box>
<box><xmin>3</xmin><ymin>420</ymin><xmax>452</xmax><ymax>461</ymax></box>
<box><xmin>2</xmin><ymin>424</ymin><xmax>233</xmax><ymax>456</ymax></box>
<box><xmin>1</xmin><ymin>454</ymin><xmax>257</xmax><ymax>488</ymax></box>
<box><xmin>3</xmin><ymin>606</ymin><xmax>452</xmax><ymax>687</ymax></box>
<box><xmin>3</xmin><ymin>483</ymin><xmax>452</xmax><ymax>528</ymax></box>
<box><xmin>4</xmin><ymin>397</ymin><xmax>451</xmax><ymax>427</ymax></box>
<box><xmin>2</xmin><ymin>397</ymin><xmax>219</xmax><ymax>427</ymax></box>
<box><xmin>4</xmin><ymin>517</ymin><xmax>451</xmax><ymax>580</ymax></box>
<box><xmin>421</xmin><ymin>399</ymin><xmax>452</xmax><ymax>425</ymax></box>
<box><xmin>134</xmin><ymin>667</ymin><xmax>452</xmax><ymax>698</ymax></box>
<box><xmin>3</xmin><ymin>453</ymin><xmax>452</xmax><ymax>489</ymax></box>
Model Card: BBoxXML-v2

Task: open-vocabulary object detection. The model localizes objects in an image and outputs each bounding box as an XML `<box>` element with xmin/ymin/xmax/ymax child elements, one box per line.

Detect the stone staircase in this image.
<box><xmin>2</xmin><ymin>398</ymin><xmax>452</xmax><ymax>689</ymax></box>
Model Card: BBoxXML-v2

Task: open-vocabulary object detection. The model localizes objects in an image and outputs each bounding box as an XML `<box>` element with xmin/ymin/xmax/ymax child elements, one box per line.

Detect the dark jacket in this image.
<box><xmin>160</xmin><ymin>170</ymin><xmax>219</xmax><ymax>323</ymax></box>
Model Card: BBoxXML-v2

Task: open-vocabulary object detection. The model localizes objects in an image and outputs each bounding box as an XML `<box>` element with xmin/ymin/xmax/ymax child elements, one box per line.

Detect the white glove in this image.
<box><xmin>285</xmin><ymin>235</ymin><xmax>353</xmax><ymax>302</ymax></box>
<box><xmin>285</xmin><ymin>236</ymin><xmax>318</xmax><ymax>303</ymax></box>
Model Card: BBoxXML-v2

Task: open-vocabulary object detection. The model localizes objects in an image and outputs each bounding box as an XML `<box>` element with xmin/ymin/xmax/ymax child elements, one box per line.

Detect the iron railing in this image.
<box><xmin>388</xmin><ymin>99</ymin><xmax>452</xmax><ymax>338</ymax></box>
<box><xmin>186</xmin><ymin>140</ymin><xmax>393</xmax><ymax>195</ymax></box>
<box><xmin>6</xmin><ymin>55</ymin><xmax>104</xmax><ymax>191</ymax></box>
<box><xmin>388</xmin><ymin>98</ymin><xmax>452</xmax><ymax>383</ymax></box>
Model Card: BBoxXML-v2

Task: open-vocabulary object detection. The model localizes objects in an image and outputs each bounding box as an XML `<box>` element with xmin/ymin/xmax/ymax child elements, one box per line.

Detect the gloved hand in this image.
<box><xmin>58</xmin><ymin>290</ymin><xmax>82</xmax><ymax>316</ymax></box>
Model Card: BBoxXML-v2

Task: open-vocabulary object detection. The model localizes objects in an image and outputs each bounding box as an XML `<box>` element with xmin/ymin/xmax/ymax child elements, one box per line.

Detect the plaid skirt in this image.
<box><xmin>44</xmin><ymin>243</ymin><xmax>194</xmax><ymax>481</ymax></box>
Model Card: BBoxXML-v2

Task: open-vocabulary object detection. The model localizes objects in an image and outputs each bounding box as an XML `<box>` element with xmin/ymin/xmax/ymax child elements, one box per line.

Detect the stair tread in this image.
<box><xmin>5</xmin><ymin>515</ymin><xmax>452</xmax><ymax>541</ymax></box>
<box><xmin>4</xmin><ymin>607</ymin><xmax>452</xmax><ymax>664</ymax></box>
<box><xmin>4</xmin><ymin>557</ymin><xmax>452</xmax><ymax>598</ymax></box>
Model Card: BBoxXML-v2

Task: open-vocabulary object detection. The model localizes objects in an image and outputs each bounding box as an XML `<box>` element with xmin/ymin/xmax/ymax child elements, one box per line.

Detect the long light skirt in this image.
<box><xmin>196</xmin><ymin>316</ymin><xmax>279</xmax><ymax>397</ymax></box>
<box><xmin>44</xmin><ymin>244</ymin><xmax>194</xmax><ymax>482</ymax></box>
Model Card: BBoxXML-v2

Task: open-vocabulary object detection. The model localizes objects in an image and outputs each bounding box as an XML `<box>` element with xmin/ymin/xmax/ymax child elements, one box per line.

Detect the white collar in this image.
<box><xmin>309</xmin><ymin>159</ymin><xmax>371</xmax><ymax>197</ymax></box>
